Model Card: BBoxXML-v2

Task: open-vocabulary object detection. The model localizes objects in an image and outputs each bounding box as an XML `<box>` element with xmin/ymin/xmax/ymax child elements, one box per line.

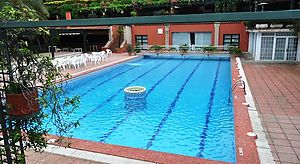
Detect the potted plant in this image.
<box><xmin>149</xmin><ymin>45</ymin><xmax>164</xmax><ymax>56</ymax></box>
<box><xmin>0</xmin><ymin>4</ymin><xmax>80</xmax><ymax>161</ymax></box>
<box><xmin>202</xmin><ymin>46</ymin><xmax>217</xmax><ymax>54</ymax></box>
<box><xmin>228</xmin><ymin>46</ymin><xmax>243</xmax><ymax>57</ymax></box>
<box><xmin>179</xmin><ymin>44</ymin><xmax>189</xmax><ymax>56</ymax></box>
<box><xmin>168</xmin><ymin>47</ymin><xmax>177</xmax><ymax>52</ymax></box>
<box><xmin>127</xmin><ymin>44</ymin><xmax>133</xmax><ymax>56</ymax></box>
<box><xmin>6</xmin><ymin>83</ymin><xmax>39</xmax><ymax>118</ymax></box>
<box><xmin>134</xmin><ymin>46</ymin><xmax>141</xmax><ymax>54</ymax></box>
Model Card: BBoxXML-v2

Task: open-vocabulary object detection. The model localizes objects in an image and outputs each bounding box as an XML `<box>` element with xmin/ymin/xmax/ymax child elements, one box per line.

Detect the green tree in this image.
<box><xmin>3</xmin><ymin>0</ymin><xmax>49</xmax><ymax>20</ymax></box>
<box><xmin>215</xmin><ymin>0</ymin><xmax>239</xmax><ymax>13</ymax></box>
<box><xmin>0</xmin><ymin>1</ymin><xmax>80</xmax><ymax>163</ymax></box>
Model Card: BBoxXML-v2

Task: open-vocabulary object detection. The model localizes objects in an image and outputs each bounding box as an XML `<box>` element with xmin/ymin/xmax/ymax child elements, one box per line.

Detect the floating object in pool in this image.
<box><xmin>126</xmin><ymin>63</ymin><xmax>142</xmax><ymax>66</ymax></box>
<box><xmin>124</xmin><ymin>86</ymin><xmax>147</xmax><ymax>110</ymax></box>
<box><xmin>124</xmin><ymin>86</ymin><xmax>146</xmax><ymax>98</ymax></box>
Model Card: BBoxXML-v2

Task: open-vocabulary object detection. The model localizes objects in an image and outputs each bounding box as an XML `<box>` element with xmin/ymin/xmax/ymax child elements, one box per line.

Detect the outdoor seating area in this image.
<box><xmin>52</xmin><ymin>49</ymin><xmax>113</xmax><ymax>71</ymax></box>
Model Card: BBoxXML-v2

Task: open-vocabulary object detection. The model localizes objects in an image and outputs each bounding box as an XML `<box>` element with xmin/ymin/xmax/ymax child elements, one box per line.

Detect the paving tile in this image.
<box><xmin>291</xmin><ymin>119</ymin><xmax>300</xmax><ymax>125</ymax></box>
<box><xmin>279</xmin><ymin>123</ymin><xmax>296</xmax><ymax>129</ymax></box>
<box><xmin>290</xmin><ymin>141</ymin><xmax>300</xmax><ymax>148</ymax></box>
<box><xmin>272</xmin><ymin>152</ymin><xmax>279</xmax><ymax>161</ymax></box>
<box><xmin>276</xmin><ymin>115</ymin><xmax>290</xmax><ymax>119</ymax></box>
<box><xmin>266</xmin><ymin>122</ymin><xmax>281</xmax><ymax>128</ymax></box>
<box><xmin>278</xmin><ymin>119</ymin><xmax>293</xmax><ymax>124</ymax></box>
<box><xmin>277</xmin><ymin>153</ymin><xmax>300</xmax><ymax>163</ymax></box>
<box><xmin>264</xmin><ymin>118</ymin><xmax>278</xmax><ymax>123</ymax></box>
<box><xmin>263</xmin><ymin>114</ymin><xmax>277</xmax><ymax>119</ymax></box>
<box><xmin>269</xmin><ymin>133</ymin><xmax>286</xmax><ymax>139</ymax></box>
<box><xmin>268</xmin><ymin>127</ymin><xmax>283</xmax><ymax>133</ymax></box>
<box><xmin>282</xmin><ymin>129</ymin><xmax>299</xmax><ymax>135</ymax></box>
<box><xmin>273</xmin><ymin>139</ymin><xmax>291</xmax><ymax>146</ymax></box>
<box><xmin>294</xmin><ymin>147</ymin><xmax>300</xmax><ymax>156</ymax></box>
<box><xmin>295</xmin><ymin>124</ymin><xmax>300</xmax><ymax>130</ymax></box>
<box><xmin>286</xmin><ymin>134</ymin><xmax>300</xmax><ymax>141</ymax></box>
<box><xmin>289</xmin><ymin>116</ymin><xmax>300</xmax><ymax>120</ymax></box>
<box><xmin>274</xmin><ymin>145</ymin><xmax>295</xmax><ymax>154</ymax></box>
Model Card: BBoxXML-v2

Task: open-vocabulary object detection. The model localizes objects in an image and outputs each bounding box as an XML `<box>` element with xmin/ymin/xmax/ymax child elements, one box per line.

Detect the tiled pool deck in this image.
<box><xmin>243</xmin><ymin>62</ymin><xmax>300</xmax><ymax>164</ymax></box>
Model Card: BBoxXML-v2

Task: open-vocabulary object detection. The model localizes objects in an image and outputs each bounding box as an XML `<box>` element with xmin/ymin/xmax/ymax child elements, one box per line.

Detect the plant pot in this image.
<box><xmin>116</xmin><ymin>48</ymin><xmax>125</xmax><ymax>53</ymax></box>
<box><xmin>6</xmin><ymin>89</ymin><xmax>39</xmax><ymax>118</ymax></box>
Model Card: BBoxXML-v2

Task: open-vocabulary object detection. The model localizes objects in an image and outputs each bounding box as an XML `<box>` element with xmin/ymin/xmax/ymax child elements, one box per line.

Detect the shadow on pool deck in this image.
<box><xmin>243</xmin><ymin>61</ymin><xmax>300</xmax><ymax>163</ymax></box>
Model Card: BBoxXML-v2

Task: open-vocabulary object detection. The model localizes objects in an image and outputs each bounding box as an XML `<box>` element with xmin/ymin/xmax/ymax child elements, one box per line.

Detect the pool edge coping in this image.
<box><xmin>235</xmin><ymin>57</ymin><xmax>274</xmax><ymax>164</ymax></box>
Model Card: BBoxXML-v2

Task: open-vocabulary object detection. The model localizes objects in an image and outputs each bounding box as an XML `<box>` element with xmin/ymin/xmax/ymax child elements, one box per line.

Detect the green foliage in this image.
<box><xmin>45</xmin><ymin>0</ymin><xmax>170</xmax><ymax>18</ymax></box>
<box><xmin>179</xmin><ymin>44</ymin><xmax>189</xmax><ymax>55</ymax></box>
<box><xmin>3</xmin><ymin>0</ymin><xmax>49</xmax><ymax>20</ymax></box>
<box><xmin>168</xmin><ymin>47</ymin><xmax>177</xmax><ymax>52</ymax></box>
<box><xmin>134</xmin><ymin>46</ymin><xmax>141</xmax><ymax>53</ymax></box>
<box><xmin>127</xmin><ymin>44</ymin><xmax>133</xmax><ymax>53</ymax></box>
<box><xmin>0</xmin><ymin>2</ymin><xmax>80</xmax><ymax>159</ymax></box>
<box><xmin>215</xmin><ymin>0</ymin><xmax>238</xmax><ymax>13</ymax></box>
<box><xmin>6</xmin><ymin>83</ymin><xmax>22</xmax><ymax>93</ymax></box>
<box><xmin>130</xmin><ymin>11</ymin><xmax>137</xmax><ymax>16</ymax></box>
<box><xmin>149</xmin><ymin>45</ymin><xmax>164</xmax><ymax>55</ymax></box>
<box><xmin>228</xmin><ymin>46</ymin><xmax>242</xmax><ymax>56</ymax></box>
<box><xmin>203</xmin><ymin>46</ymin><xmax>217</xmax><ymax>52</ymax></box>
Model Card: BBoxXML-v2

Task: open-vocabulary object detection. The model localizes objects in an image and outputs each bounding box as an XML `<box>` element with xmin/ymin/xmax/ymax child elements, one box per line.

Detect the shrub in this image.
<box><xmin>168</xmin><ymin>47</ymin><xmax>177</xmax><ymax>52</ymax></box>
<box><xmin>127</xmin><ymin>44</ymin><xmax>133</xmax><ymax>53</ymax></box>
<box><xmin>179</xmin><ymin>44</ymin><xmax>189</xmax><ymax>55</ymax></box>
<box><xmin>228</xmin><ymin>46</ymin><xmax>243</xmax><ymax>56</ymax></box>
<box><xmin>149</xmin><ymin>45</ymin><xmax>164</xmax><ymax>55</ymax></box>
<box><xmin>134</xmin><ymin>46</ymin><xmax>141</xmax><ymax>53</ymax></box>
<box><xmin>202</xmin><ymin>46</ymin><xmax>217</xmax><ymax>53</ymax></box>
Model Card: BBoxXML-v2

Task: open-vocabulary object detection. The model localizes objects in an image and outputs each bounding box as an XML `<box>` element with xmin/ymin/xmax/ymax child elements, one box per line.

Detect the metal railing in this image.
<box><xmin>231</xmin><ymin>79</ymin><xmax>246</xmax><ymax>95</ymax></box>
<box><xmin>135</xmin><ymin>44</ymin><xmax>234</xmax><ymax>53</ymax></box>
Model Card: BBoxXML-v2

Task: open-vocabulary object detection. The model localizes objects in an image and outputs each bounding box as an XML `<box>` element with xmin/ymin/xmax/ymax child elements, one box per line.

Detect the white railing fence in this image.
<box><xmin>134</xmin><ymin>44</ymin><xmax>235</xmax><ymax>53</ymax></box>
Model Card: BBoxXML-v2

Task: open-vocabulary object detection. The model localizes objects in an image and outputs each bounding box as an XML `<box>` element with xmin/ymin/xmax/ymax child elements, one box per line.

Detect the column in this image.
<box><xmin>124</xmin><ymin>26</ymin><xmax>132</xmax><ymax>44</ymax></box>
<box><xmin>214</xmin><ymin>22</ymin><xmax>220</xmax><ymax>46</ymax></box>
<box><xmin>165</xmin><ymin>24</ymin><xmax>170</xmax><ymax>47</ymax></box>
<box><xmin>83</xmin><ymin>31</ymin><xmax>87</xmax><ymax>53</ymax></box>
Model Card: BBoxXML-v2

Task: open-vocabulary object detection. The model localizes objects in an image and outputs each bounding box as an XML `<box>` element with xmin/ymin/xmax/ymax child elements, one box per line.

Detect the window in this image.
<box><xmin>195</xmin><ymin>32</ymin><xmax>211</xmax><ymax>46</ymax></box>
<box><xmin>223</xmin><ymin>34</ymin><xmax>240</xmax><ymax>47</ymax></box>
<box><xmin>172</xmin><ymin>32</ymin><xmax>211</xmax><ymax>46</ymax></box>
<box><xmin>190</xmin><ymin>33</ymin><xmax>195</xmax><ymax>45</ymax></box>
<box><xmin>135</xmin><ymin>35</ymin><xmax>148</xmax><ymax>49</ymax></box>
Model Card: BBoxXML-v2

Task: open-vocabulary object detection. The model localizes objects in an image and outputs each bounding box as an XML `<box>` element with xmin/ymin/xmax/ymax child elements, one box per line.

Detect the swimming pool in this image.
<box><xmin>50</xmin><ymin>55</ymin><xmax>235</xmax><ymax>163</ymax></box>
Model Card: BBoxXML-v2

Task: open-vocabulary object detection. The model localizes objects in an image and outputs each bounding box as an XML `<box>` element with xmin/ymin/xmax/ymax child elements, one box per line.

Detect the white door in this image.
<box><xmin>260</xmin><ymin>36</ymin><xmax>274</xmax><ymax>60</ymax></box>
<box><xmin>259</xmin><ymin>33</ymin><xmax>298</xmax><ymax>61</ymax></box>
<box><xmin>274</xmin><ymin>38</ymin><xmax>286</xmax><ymax>60</ymax></box>
<box><xmin>286</xmin><ymin>38</ymin><xmax>298</xmax><ymax>61</ymax></box>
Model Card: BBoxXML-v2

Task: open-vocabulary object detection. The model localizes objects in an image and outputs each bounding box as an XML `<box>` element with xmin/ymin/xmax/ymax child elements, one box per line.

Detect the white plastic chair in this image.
<box><xmin>90</xmin><ymin>52</ymin><xmax>102</xmax><ymax>65</ymax></box>
<box><xmin>106</xmin><ymin>49</ymin><xmax>112</xmax><ymax>56</ymax></box>
<box><xmin>99</xmin><ymin>51</ymin><xmax>107</xmax><ymax>62</ymax></box>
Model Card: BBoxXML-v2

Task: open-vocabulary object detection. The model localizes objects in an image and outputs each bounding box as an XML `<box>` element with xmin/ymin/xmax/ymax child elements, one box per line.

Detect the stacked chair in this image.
<box><xmin>52</xmin><ymin>49</ymin><xmax>112</xmax><ymax>71</ymax></box>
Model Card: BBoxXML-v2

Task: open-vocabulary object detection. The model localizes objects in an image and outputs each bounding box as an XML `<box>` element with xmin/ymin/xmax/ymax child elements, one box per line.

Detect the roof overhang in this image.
<box><xmin>0</xmin><ymin>10</ymin><xmax>299</xmax><ymax>28</ymax></box>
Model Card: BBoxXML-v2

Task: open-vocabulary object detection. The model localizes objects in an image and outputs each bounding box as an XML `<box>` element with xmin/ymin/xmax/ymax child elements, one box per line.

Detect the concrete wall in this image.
<box><xmin>131</xmin><ymin>25</ymin><xmax>165</xmax><ymax>46</ymax></box>
<box><xmin>219</xmin><ymin>22</ymin><xmax>249</xmax><ymax>51</ymax></box>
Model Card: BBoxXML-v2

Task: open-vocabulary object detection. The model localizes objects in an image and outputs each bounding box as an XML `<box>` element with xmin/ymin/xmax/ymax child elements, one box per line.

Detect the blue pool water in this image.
<box><xmin>49</xmin><ymin>55</ymin><xmax>235</xmax><ymax>162</ymax></box>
